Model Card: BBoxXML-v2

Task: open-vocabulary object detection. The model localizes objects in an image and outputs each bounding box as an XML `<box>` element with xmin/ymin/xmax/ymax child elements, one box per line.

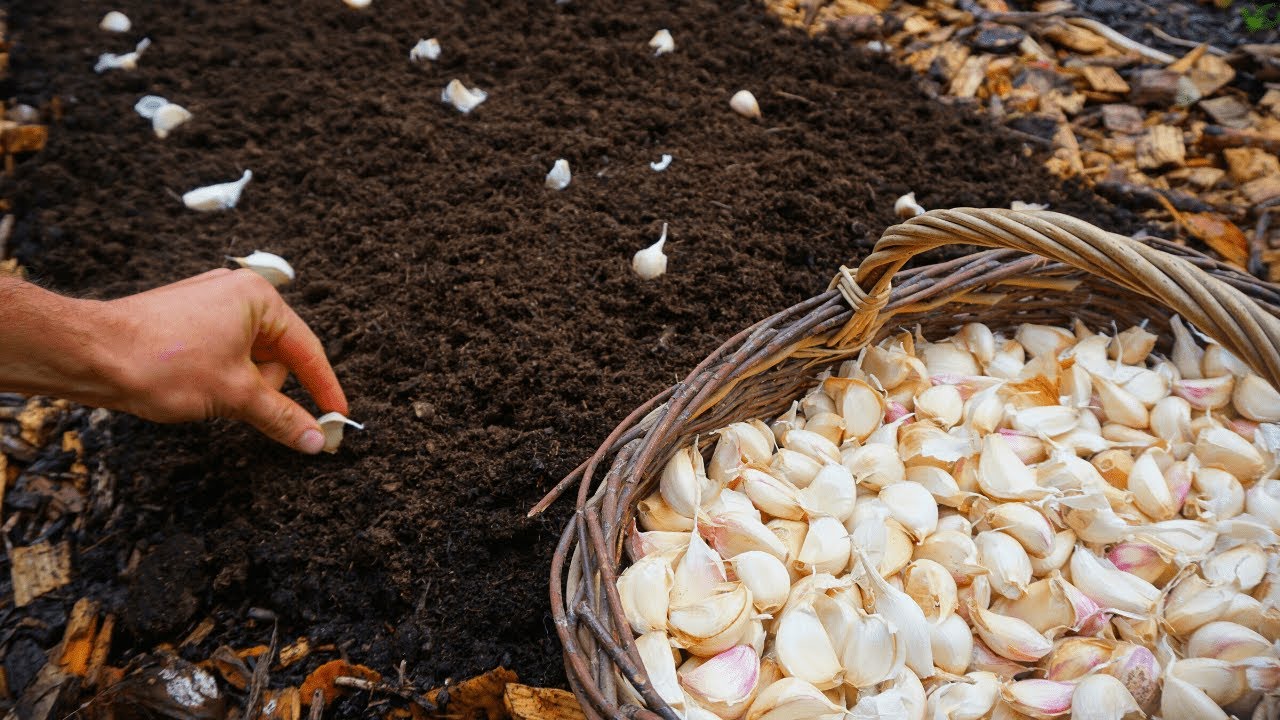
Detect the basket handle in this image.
<box><xmin>829</xmin><ymin>208</ymin><xmax>1280</xmax><ymax>388</ymax></box>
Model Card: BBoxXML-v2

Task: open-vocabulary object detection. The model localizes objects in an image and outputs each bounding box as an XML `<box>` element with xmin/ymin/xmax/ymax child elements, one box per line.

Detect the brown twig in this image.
<box><xmin>334</xmin><ymin>676</ymin><xmax>438</xmax><ymax>712</ymax></box>
<box><xmin>309</xmin><ymin>689</ymin><xmax>324</xmax><ymax>720</ymax></box>
<box><xmin>1144</xmin><ymin>24</ymin><xmax>1228</xmax><ymax>57</ymax></box>
<box><xmin>244</xmin><ymin>624</ymin><xmax>278</xmax><ymax>719</ymax></box>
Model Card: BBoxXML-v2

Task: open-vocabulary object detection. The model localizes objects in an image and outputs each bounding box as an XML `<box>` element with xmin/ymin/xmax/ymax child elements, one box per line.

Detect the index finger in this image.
<box><xmin>254</xmin><ymin>303</ymin><xmax>348</xmax><ymax>415</ymax></box>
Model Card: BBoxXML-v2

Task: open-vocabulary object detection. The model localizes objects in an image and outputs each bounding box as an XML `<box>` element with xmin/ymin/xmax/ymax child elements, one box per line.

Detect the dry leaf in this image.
<box><xmin>300</xmin><ymin>660</ymin><xmax>381</xmax><ymax>707</ymax></box>
<box><xmin>426</xmin><ymin>667</ymin><xmax>518</xmax><ymax>720</ymax></box>
<box><xmin>1182</xmin><ymin>213</ymin><xmax>1249</xmax><ymax>268</ymax></box>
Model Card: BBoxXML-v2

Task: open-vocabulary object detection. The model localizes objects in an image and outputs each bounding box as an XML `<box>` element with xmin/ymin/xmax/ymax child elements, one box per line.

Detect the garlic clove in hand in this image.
<box><xmin>545</xmin><ymin>159</ymin><xmax>571</xmax><ymax>190</ymax></box>
<box><xmin>650</xmin><ymin>154</ymin><xmax>673</xmax><ymax>172</ymax></box>
<box><xmin>99</xmin><ymin>11</ymin><xmax>131</xmax><ymax>33</ymax></box>
<box><xmin>632</xmin><ymin>223</ymin><xmax>668</xmax><ymax>280</ymax></box>
<box><xmin>895</xmin><ymin>192</ymin><xmax>925</xmax><ymax>219</ymax></box>
<box><xmin>649</xmin><ymin>29</ymin><xmax>675</xmax><ymax>56</ymax></box>
<box><xmin>228</xmin><ymin>251</ymin><xmax>295</xmax><ymax>287</ymax></box>
<box><xmin>316</xmin><ymin>412</ymin><xmax>364</xmax><ymax>454</ymax></box>
<box><xmin>409</xmin><ymin>38</ymin><xmax>440</xmax><ymax>62</ymax></box>
<box><xmin>730</xmin><ymin>90</ymin><xmax>761</xmax><ymax>119</ymax></box>
<box><xmin>442</xmin><ymin>79</ymin><xmax>487</xmax><ymax>113</ymax></box>
<box><xmin>182</xmin><ymin>170</ymin><xmax>252</xmax><ymax>212</ymax></box>
<box><xmin>95</xmin><ymin>37</ymin><xmax>151</xmax><ymax>73</ymax></box>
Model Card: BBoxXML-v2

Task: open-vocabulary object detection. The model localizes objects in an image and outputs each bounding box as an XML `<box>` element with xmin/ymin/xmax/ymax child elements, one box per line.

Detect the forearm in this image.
<box><xmin>0</xmin><ymin>276</ymin><xmax>125</xmax><ymax>405</ymax></box>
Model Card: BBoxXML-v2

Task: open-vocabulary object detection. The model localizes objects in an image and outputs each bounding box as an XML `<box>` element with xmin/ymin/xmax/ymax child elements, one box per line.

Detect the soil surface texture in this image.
<box><xmin>1063</xmin><ymin>0</ymin><xmax>1280</xmax><ymax>53</ymax></box>
<box><xmin>4</xmin><ymin>0</ymin><xmax>1138</xmax><ymax>703</ymax></box>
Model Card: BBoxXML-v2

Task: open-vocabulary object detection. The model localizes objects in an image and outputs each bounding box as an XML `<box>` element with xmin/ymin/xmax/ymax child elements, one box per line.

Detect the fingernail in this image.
<box><xmin>298</xmin><ymin>428</ymin><xmax>325</xmax><ymax>454</ymax></box>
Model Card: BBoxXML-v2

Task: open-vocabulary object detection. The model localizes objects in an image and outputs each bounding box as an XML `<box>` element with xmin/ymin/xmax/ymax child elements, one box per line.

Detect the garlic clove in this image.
<box><xmin>877</xmin><ymin>481</ymin><xmax>938</xmax><ymax>542</ymax></box>
<box><xmin>680</xmin><ymin>644</ymin><xmax>761</xmax><ymax>717</ymax></box>
<box><xmin>344</xmin><ymin>0</ymin><xmax>372</xmax><ymax>7</ymax></box>
<box><xmin>798</xmin><ymin>463</ymin><xmax>856</xmax><ymax>522</ymax></box>
<box><xmin>775</xmin><ymin>598</ymin><xmax>843</xmax><ymax>689</ymax></box>
<box><xmin>409</xmin><ymin>38</ymin><xmax>441</xmax><ymax>62</ymax></box>
<box><xmin>974</xmin><ymin>530</ymin><xmax>1032</xmax><ymax>601</ymax></box>
<box><xmin>1202</xmin><ymin>543</ymin><xmax>1267</xmax><ymax>592</ymax></box>
<box><xmin>913</xmin><ymin>529</ymin><xmax>987</xmax><ymax>587</ymax></box>
<box><xmin>982</xmin><ymin>502</ymin><xmax>1054</xmax><ymax>558</ymax></box>
<box><xmin>1091</xmin><ymin>374</ymin><xmax>1148</xmax><ymax>429</ymax></box>
<box><xmin>1029</xmin><ymin>530</ymin><xmax>1076</xmax><ymax>577</ymax></box>
<box><xmin>441</xmin><ymin>79</ymin><xmax>487</xmax><ymax>113</ymax></box>
<box><xmin>903</xmin><ymin>558</ymin><xmax>958</xmax><ymax>621</ymax></box>
<box><xmin>824</xmin><ymin>377</ymin><xmax>886</xmax><ymax>442</ymax></box>
<box><xmin>894</xmin><ymin>192</ymin><xmax>925</xmax><ymax>219</ymax></box>
<box><xmin>730</xmin><ymin>90</ymin><xmax>761</xmax><ymax>119</ymax></box>
<box><xmin>1160</xmin><ymin>673</ymin><xmax>1229</xmax><ymax>720</ymax></box>
<box><xmin>1000</xmin><ymin>679</ymin><xmax>1075</xmax><ymax>719</ymax></box>
<box><xmin>1173</xmin><ymin>375</ymin><xmax>1234</xmax><ymax>411</ymax></box>
<box><xmin>1246</xmin><ymin>479</ymin><xmax>1280</xmax><ymax>529</ymax></box>
<box><xmin>1109</xmin><ymin>325</ymin><xmax>1157</xmax><ymax>365</ymax></box>
<box><xmin>1233</xmin><ymin>373</ymin><xmax>1280</xmax><ymax>422</ymax></box>
<box><xmin>671</xmin><ymin>525</ymin><xmax>726</xmax><ymax>607</ymax></box>
<box><xmin>1069</xmin><ymin>673</ymin><xmax>1141</xmax><ymax>720</ymax></box>
<box><xmin>626</xmin><ymin>524</ymin><xmax>689</xmax><ymax>562</ymax></box>
<box><xmin>669</xmin><ymin>583</ymin><xmax>753</xmax><ymax>657</ymax></box>
<box><xmin>1186</xmin><ymin>620</ymin><xmax>1272</xmax><ymax>662</ymax></box>
<box><xmin>315</xmin><ymin>412</ymin><xmax>364</xmax><ymax>454</ymax></box>
<box><xmin>855</xmin><ymin>550</ymin><xmax>935</xmax><ymax>678</ymax></box>
<box><xmin>977</xmin><ymin>433</ymin><xmax>1055</xmax><ymax>501</ymax></box>
<box><xmin>802</xmin><ymin>412</ymin><xmax>846</xmax><ymax>446</ymax></box>
<box><xmin>545</xmin><ymin>159</ymin><xmax>571</xmax><ymax>190</ymax></box>
<box><xmin>744</xmin><ymin>677</ymin><xmax>841</xmax><ymax>720</ymax></box>
<box><xmin>1149</xmin><ymin>395</ymin><xmax>1191</xmax><ymax>446</ymax></box>
<box><xmin>920</xmin><ymin>341</ymin><xmax>981</xmax><ymax>378</ymax></box>
<box><xmin>228</xmin><ymin>250</ymin><xmax>295</xmax><ymax>287</ymax></box>
<box><xmin>1126</xmin><ymin>450</ymin><xmax>1179</xmax><ymax>521</ymax></box>
<box><xmin>99</xmin><ymin>10</ymin><xmax>131</xmax><ymax>32</ymax></box>
<box><xmin>1067</xmin><ymin>546</ymin><xmax>1159</xmax><ymax>617</ymax></box>
<box><xmin>1104</xmin><ymin>542</ymin><xmax>1169</xmax><ymax>585</ymax></box>
<box><xmin>1203</xmin><ymin>343</ymin><xmax>1250</xmax><ymax>378</ymax></box>
<box><xmin>839</xmin><ymin>609</ymin><xmax>905</xmax><ymax>689</ymax></box>
<box><xmin>633</xmin><ymin>632</ymin><xmax>684</xmax><ymax>712</ymax></box>
<box><xmin>796</xmin><ymin>515</ymin><xmax>851</xmax><ymax>576</ymax></box>
<box><xmin>182</xmin><ymin>170</ymin><xmax>252</xmax><ymax>212</ymax></box>
<box><xmin>969</xmin><ymin>601</ymin><xmax>1052</xmax><ymax>662</ymax></box>
<box><xmin>660</xmin><ymin>446</ymin><xmax>710</xmax><ymax>518</ymax></box>
<box><xmin>638</xmin><ymin>492</ymin><xmax>696</xmax><ymax>532</ymax></box>
<box><xmin>1043</xmin><ymin>637</ymin><xmax>1113</xmax><ymax>682</ymax></box>
<box><xmin>632</xmin><ymin>223</ymin><xmax>669</xmax><ymax>280</ymax></box>
<box><xmin>741</xmin><ymin>467</ymin><xmax>804</xmax><ymax>521</ymax></box>
<box><xmin>928</xmin><ymin>613</ymin><xmax>974</xmax><ymax>676</ymax></box>
<box><xmin>1170</xmin><ymin>315</ymin><xmax>1205</xmax><ymax>380</ymax></box>
<box><xmin>617</xmin><ymin>547</ymin><xmax>677</xmax><ymax>634</ymax></box>
<box><xmin>956</xmin><ymin>323</ymin><xmax>997</xmax><ymax>365</ymax></box>
<box><xmin>766</xmin><ymin>519</ymin><xmax>808</xmax><ymax>578</ymax></box>
<box><xmin>648</xmin><ymin>29</ymin><xmax>675</xmax><ymax>56</ymax></box>
<box><xmin>730</xmin><ymin>551</ymin><xmax>790</xmax><ymax>613</ymax></box>
<box><xmin>926</xmin><ymin>671</ymin><xmax>1000</xmax><ymax>720</ymax></box>
<box><xmin>1011</xmin><ymin>405</ymin><xmax>1078</xmax><ymax>438</ymax></box>
<box><xmin>152</xmin><ymin>103</ymin><xmax>193</xmax><ymax>139</ymax></box>
<box><xmin>650</xmin><ymin>154</ymin><xmax>674</xmax><ymax>171</ymax></box>
<box><xmin>1197</xmin><ymin>426</ymin><xmax>1265</xmax><ymax>482</ymax></box>
<box><xmin>771</xmin><ymin>448</ymin><xmax>823</xmax><ymax>489</ymax></box>
<box><xmin>1168</xmin><ymin>658</ymin><xmax>1248</xmax><ymax>706</ymax></box>
<box><xmin>133</xmin><ymin>95</ymin><xmax>168</xmax><ymax>120</ymax></box>
<box><xmin>782</xmin><ymin>428</ymin><xmax>841</xmax><ymax>464</ymax></box>
<box><xmin>705</xmin><ymin>512</ymin><xmax>789</xmax><ymax>562</ymax></box>
<box><xmin>915</xmin><ymin>384</ymin><xmax>964</xmax><ymax>428</ymax></box>
<box><xmin>1016</xmin><ymin>324</ymin><xmax>1074</xmax><ymax>359</ymax></box>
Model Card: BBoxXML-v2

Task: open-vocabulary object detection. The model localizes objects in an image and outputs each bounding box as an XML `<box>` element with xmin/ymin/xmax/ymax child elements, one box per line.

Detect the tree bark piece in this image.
<box><xmin>11</xmin><ymin>541</ymin><xmax>71</xmax><ymax>607</ymax></box>
<box><xmin>1137</xmin><ymin>125</ymin><xmax>1186</xmax><ymax>170</ymax></box>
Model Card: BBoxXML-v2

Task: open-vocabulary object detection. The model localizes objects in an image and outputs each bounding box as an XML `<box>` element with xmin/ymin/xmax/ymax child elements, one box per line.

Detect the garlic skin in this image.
<box><xmin>227</xmin><ymin>251</ymin><xmax>295</xmax><ymax>287</ymax></box>
<box><xmin>730</xmin><ymin>90</ymin><xmax>761</xmax><ymax>119</ymax></box>
<box><xmin>441</xmin><ymin>79</ymin><xmax>487</xmax><ymax>113</ymax></box>
<box><xmin>315</xmin><ymin>412</ymin><xmax>364</xmax><ymax>453</ymax></box>
<box><xmin>182</xmin><ymin>170</ymin><xmax>252</xmax><ymax>212</ymax></box>
<box><xmin>95</xmin><ymin>37</ymin><xmax>151</xmax><ymax>73</ymax></box>
<box><xmin>650</xmin><ymin>154</ymin><xmax>673</xmax><ymax>172</ymax></box>
<box><xmin>99</xmin><ymin>11</ymin><xmax>131</xmax><ymax>32</ymax></box>
<box><xmin>632</xmin><ymin>223</ymin><xmax>669</xmax><ymax>280</ymax></box>
<box><xmin>409</xmin><ymin>38</ymin><xmax>441</xmax><ymax>62</ymax></box>
<box><xmin>894</xmin><ymin>192</ymin><xmax>925</xmax><ymax>219</ymax></box>
<box><xmin>545</xmin><ymin>159</ymin><xmax>572</xmax><ymax>190</ymax></box>
<box><xmin>649</xmin><ymin>29</ymin><xmax>675</xmax><ymax>56</ymax></box>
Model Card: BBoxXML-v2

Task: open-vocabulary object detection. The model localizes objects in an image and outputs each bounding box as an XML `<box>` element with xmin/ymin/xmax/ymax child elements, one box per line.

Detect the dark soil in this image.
<box><xmin>2</xmin><ymin>0</ymin><xmax>1138</xmax><ymax>708</ymax></box>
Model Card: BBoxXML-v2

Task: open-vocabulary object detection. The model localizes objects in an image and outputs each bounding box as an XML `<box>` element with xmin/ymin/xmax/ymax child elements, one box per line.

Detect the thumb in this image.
<box><xmin>241</xmin><ymin>385</ymin><xmax>327</xmax><ymax>454</ymax></box>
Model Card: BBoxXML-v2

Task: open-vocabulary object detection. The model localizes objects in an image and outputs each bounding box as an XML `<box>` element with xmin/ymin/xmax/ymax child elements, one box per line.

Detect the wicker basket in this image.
<box><xmin>531</xmin><ymin>208</ymin><xmax>1280</xmax><ymax>720</ymax></box>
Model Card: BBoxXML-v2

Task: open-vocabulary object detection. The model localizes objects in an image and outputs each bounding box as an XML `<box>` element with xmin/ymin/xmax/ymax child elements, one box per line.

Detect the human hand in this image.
<box><xmin>91</xmin><ymin>268</ymin><xmax>347</xmax><ymax>453</ymax></box>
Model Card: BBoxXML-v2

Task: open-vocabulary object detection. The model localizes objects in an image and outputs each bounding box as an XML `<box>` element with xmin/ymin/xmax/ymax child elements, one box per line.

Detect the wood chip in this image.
<box><xmin>1190</xmin><ymin>53</ymin><xmax>1237</xmax><ymax>97</ymax></box>
<box><xmin>1242</xmin><ymin>174</ymin><xmax>1280</xmax><ymax>204</ymax></box>
<box><xmin>1129</xmin><ymin>69</ymin><xmax>1199</xmax><ymax>107</ymax></box>
<box><xmin>505</xmin><ymin>685</ymin><xmax>586</xmax><ymax>720</ymax></box>
<box><xmin>11</xmin><ymin>541</ymin><xmax>71</xmax><ymax>607</ymax></box>
<box><xmin>1137</xmin><ymin>125</ymin><xmax>1186</xmax><ymax>170</ymax></box>
<box><xmin>902</xmin><ymin>14</ymin><xmax>935</xmax><ymax>34</ymax></box>
<box><xmin>56</xmin><ymin>598</ymin><xmax>99</xmax><ymax>677</ymax></box>
<box><xmin>1200</xmin><ymin>96</ymin><xmax>1256</xmax><ymax>130</ymax></box>
<box><xmin>1185</xmin><ymin>166</ymin><xmax>1226</xmax><ymax>191</ymax></box>
<box><xmin>1262</xmin><ymin>89</ymin><xmax>1280</xmax><ymax>118</ymax></box>
<box><xmin>1101</xmin><ymin>104</ymin><xmax>1145</xmax><ymax>135</ymax></box>
<box><xmin>1223</xmin><ymin>147</ymin><xmax>1280</xmax><ymax>184</ymax></box>
<box><xmin>933</xmin><ymin>41</ymin><xmax>972</xmax><ymax>82</ymax></box>
<box><xmin>86</xmin><ymin>614</ymin><xmax>114</xmax><ymax>689</ymax></box>
<box><xmin>264</xmin><ymin>687</ymin><xmax>303</xmax><ymax>720</ymax></box>
<box><xmin>1043</xmin><ymin>23</ymin><xmax>1108</xmax><ymax>54</ymax></box>
<box><xmin>279</xmin><ymin>637</ymin><xmax>311</xmax><ymax>669</ymax></box>
<box><xmin>1080</xmin><ymin>66</ymin><xmax>1130</xmax><ymax>94</ymax></box>
<box><xmin>1</xmin><ymin>124</ymin><xmax>45</xmax><ymax>154</ymax></box>
<box><xmin>950</xmin><ymin>55</ymin><xmax>992</xmax><ymax>98</ymax></box>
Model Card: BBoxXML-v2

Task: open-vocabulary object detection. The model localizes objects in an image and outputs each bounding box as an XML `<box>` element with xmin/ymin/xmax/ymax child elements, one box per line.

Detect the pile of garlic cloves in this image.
<box><xmin>617</xmin><ymin>317</ymin><xmax>1280</xmax><ymax>720</ymax></box>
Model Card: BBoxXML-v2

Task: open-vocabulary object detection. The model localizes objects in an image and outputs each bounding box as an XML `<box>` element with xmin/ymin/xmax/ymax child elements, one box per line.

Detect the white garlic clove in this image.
<box><xmin>1202</xmin><ymin>543</ymin><xmax>1268</xmax><ymax>592</ymax></box>
<box><xmin>894</xmin><ymin>192</ymin><xmax>925</xmax><ymax>219</ymax></box>
<box><xmin>740</xmin><ymin>467</ymin><xmax>804</xmax><ymax>521</ymax></box>
<box><xmin>914</xmin><ymin>384</ymin><xmax>964</xmax><ymax>428</ymax></box>
<box><xmin>1197</xmin><ymin>426</ymin><xmax>1266</xmax><ymax>482</ymax></box>
<box><xmin>228</xmin><ymin>250</ymin><xmax>295</xmax><ymax>287</ymax></box>
<box><xmin>977</xmin><ymin>433</ymin><xmax>1055</xmax><ymax>501</ymax></box>
<box><xmin>957</xmin><ymin>323</ymin><xmax>996</xmax><ymax>365</ymax></box>
<box><xmin>974</xmin><ymin>530</ymin><xmax>1031</xmax><ymax>601</ymax></box>
<box><xmin>95</xmin><ymin>37</ymin><xmax>151</xmax><ymax>73</ymax></box>
<box><xmin>617</xmin><ymin>547</ymin><xmax>677</xmax><ymax>635</ymax></box>
<box><xmin>1150</xmin><ymin>395</ymin><xmax>1192</xmax><ymax>446</ymax></box>
<box><xmin>1160</xmin><ymin>673</ymin><xmax>1229</xmax><ymax>720</ymax></box>
<box><xmin>729</xmin><ymin>90</ymin><xmax>761</xmax><ymax>119</ymax></box>
<box><xmin>545</xmin><ymin>159</ymin><xmax>571</xmax><ymax>190</ymax></box>
<box><xmin>1233</xmin><ymin>373</ymin><xmax>1280</xmax><ymax>422</ymax></box>
<box><xmin>409</xmin><ymin>38</ymin><xmax>441</xmax><ymax>62</ymax></box>
<box><xmin>1092</xmin><ymin>374</ymin><xmax>1148</xmax><ymax>429</ymax></box>
<box><xmin>1169</xmin><ymin>658</ymin><xmax>1249</xmax><ymax>706</ymax></box>
<box><xmin>1016</xmin><ymin>324</ymin><xmax>1074</xmax><ymax>359</ymax></box>
<box><xmin>968</xmin><ymin>602</ymin><xmax>1052</xmax><ymax>662</ymax></box>
<box><xmin>802</xmin><ymin>411</ymin><xmax>846</xmax><ymax>446</ymax></box>
<box><xmin>182</xmin><ymin>170</ymin><xmax>252</xmax><ymax>212</ymax></box>
<box><xmin>660</xmin><ymin>446</ymin><xmax>710</xmax><ymax>518</ymax></box>
<box><xmin>1126</xmin><ymin>450</ymin><xmax>1179</xmax><ymax>521</ymax></box>
<box><xmin>839</xmin><ymin>608</ymin><xmax>905</xmax><ymax>689</ymax></box>
<box><xmin>744</xmin><ymin>677</ymin><xmax>841</xmax><ymax>720</ymax></box>
<box><xmin>730</xmin><ymin>551</ymin><xmax>790</xmax><ymax>613</ymax></box>
<box><xmin>441</xmin><ymin>79</ymin><xmax>487</xmax><ymax>113</ymax></box>
<box><xmin>152</xmin><ymin>103</ymin><xmax>192</xmax><ymax>139</ymax></box>
<box><xmin>824</xmin><ymin>377</ymin><xmax>886</xmax><ymax>442</ymax></box>
<box><xmin>877</xmin><ymin>481</ymin><xmax>938</xmax><ymax>543</ymax></box>
<box><xmin>1109</xmin><ymin>325</ymin><xmax>1157</xmax><ymax>365</ymax></box>
<box><xmin>680</xmin><ymin>644</ymin><xmax>761</xmax><ymax>717</ymax></box>
<box><xmin>344</xmin><ymin>0</ymin><xmax>372</xmax><ymax>7</ymax></box>
<box><xmin>638</xmin><ymin>492</ymin><xmax>695</xmax><ymax>532</ymax></box>
<box><xmin>632</xmin><ymin>223</ymin><xmax>669</xmax><ymax>280</ymax></box>
<box><xmin>927</xmin><ymin>614</ymin><xmax>975</xmax><ymax>677</ymax></box>
<box><xmin>1186</xmin><ymin>620</ymin><xmax>1273</xmax><ymax>662</ymax></box>
<box><xmin>843</xmin><ymin>442</ymin><xmax>906</xmax><ymax>491</ymax></box>
<box><xmin>782</xmin><ymin>428</ymin><xmax>841</xmax><ymax>464</ymax></box>
<box><xmin>1170</xmin><ymin>315</ymin><xmax>1205</xmax><ymax>380</ymax></box>
<box><xmin>1068</xmin><ymin>546</ymin><xmax>1160</xmax><ymax>617</ymax></box>
<box><xmin>648</xmin><ymin>28</ymin><xmax>675</xmax><ymax>56</ymax></box>
<box><xmin>99</xmin><ymin>10</ymin><xmax>132</xmax><ymax>32</ymax></box>
<box><xmin>669</xmin><ymin>583</ymin><xmax>753</xmax><ymax>657</ymax></box>
<box><xmin>671</xmin><ymin>524</ymin><xmax>726</xmax><ymax>607</ymax></box>
<box><xmin>650</xmin><ymin>154</ymin><xmax>673</xmax><ymax>171</ymax></box>
<box><xmin>766</xmin><ymin>518</ymin><xmax>808</xmax><ymax>577</ymax></box>
<box><xmin>635</xmin><ymin>631</ymin><xmax>685</xmax><ymax>712</ymax></box>
<box><xmin>796</xmin><ymin>515</ymin><xmax>851</xmax><ymax>576</ymax></box>
<box><xmin>854</xmin><ymin>551</ymin><xmax>935</xmax><ymax>678</ymax></box>
<box><xmin>1246</xmin><ymin>479</ymin><xmax>1280</xmax><ymax>529</ymax></box>
<box><xmin>913</xmin><ymin>529</ymin><xmax>987</xmax><ymax>587</ymax></box>
<box><xmin>705</xmin><ymin>512</ymin><xmax>789</xmax><ymax>562</ymax></box>
<box><xmin>1203</xmin><ymin>343</ymin><xmax>1250</xmax><ymax>378</ymax></box>
<box><xmin>798</xmin><ymin>463</ymin><xmax>856</xmax><ymax>523</ymax></box>
<box><xmin>775</xmin><ymin>598</ymin><xmax>843</xmax><ymax>689</ymax></box>
<box><xmin>982</xmin><ymin>502</ymin><xmax>1054</xmax><ymax>559</ymax></box>
<box><xmin>902</xmin><ymin>558</ymin><xmax>957</xmax><ymax>621</ymax></box>
<box><xmin>1028</xmin><ymin>530</ymin><xmax>1076</xmax><ymax>577</ymax></box>
<box><xmin>315</xmin><ymin>411</ymin><xmax>363</xmax><ymax>453</ymax></box>
<box><xmin>1069</xmin><ymin>673</ymin><xmax>1142</xmax><ymax>720</ymax></box>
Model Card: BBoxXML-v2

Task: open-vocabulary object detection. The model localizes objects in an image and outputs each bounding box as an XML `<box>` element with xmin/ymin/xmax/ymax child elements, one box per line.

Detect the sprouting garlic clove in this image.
<box><xmin>99</xmin><ymin>10</ymin><xmax>131</xmax><ymax>32</ymax></box>
<box><xmin>730</xmin><ymin>90</ymin><xmax>761</xmax><ymax>119</ymax></box>
<box><xmin>409</xmin><ymin>38</ymin><xmax>441</xmax><ymax>62</ymax></box>
<box><xmin>1233</xmin><ymin>373</ymin><xmax>1280</xmax><ymax>422</ymax></box>
<box><xmin>730</xmin><ymin>551</ymin><xmax>790</xmax><ymax>613</ymax></box>
<box><xmin>182</xmin><ymin>170</ymin><xmax>252</xmax><ymax>212</ymax></box>
<box><xmin>545</xmin><ymin>159</ymin><xmax>571</xmax><ymax>190</ymax></box>
<box><xmin>1109</xmin><ymin>325</ymin><xmax>1157</xmax><ymax>366</ymax></box>
<box><xmin>617</xmin><ymin>547</ymin><xmax>677</xmax><ymax>634</ymax></box>
<box><xmin>648</xmin><ymin>28</ymin><xmax>675</xmax><ymax>56</ymax></box>
<box><xmin>441</xmin><ymin>79</ymin><xmax>487</xmax><ymax>113</ymax></box>
<box><xmin>315</xmin><ymin>411</ymin><xmax>363</xmax><ymax>453</ymax></box>
<box><xmin>1070</xmin><ymin>673</ymin><xmax>1142</xmax><ymax>720</ymax></box>
<box><xmin>894</xmin><ymin>192</ymin><xmax>925</xmax><ymax>219</ymax></box>
<box><xmin>632</xmin><ymin>223</ymin><xmax>669</xmax><ymax>280</ymax></box>
<box><xmin>228</xmin><ymin>250</ymin><xmax>295</xmax><ymax>287</ymax></box>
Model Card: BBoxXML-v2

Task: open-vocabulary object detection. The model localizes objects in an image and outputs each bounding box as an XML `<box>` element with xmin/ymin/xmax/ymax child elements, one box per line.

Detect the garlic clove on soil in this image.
<box><xmin>182</xmin><ymin>170</ymin><xmax>252</xmax><ymax>212</ymax></box>
<box><xmin>545</xmin><ymin>159</ymin><xmax>571</xmax><ymax>190</ymax></box>
<box><xmin>649</xmin><ymin>29</ymin><xmax>675</xmax><ymax>56</ymax></box>
<box><xmin>730</xmin><ymin>90</ymin><xmax>761</xmax><ymax>119</ymax></box>
<box><xmin>134</xmin><ymin>95</ymin><xmax>168</xmax><ymax>119</ymax></box>
<box><xmin>95</xmin><ymin>37</ymin><xmax>151</xmax><ymax>73</ymax></box>
<box><xmin>632</xmin><ymin>223</ymin><xmax>668</xmax><ymax>280</ymax></box>
<box><xmin>151</xmin><ymin>103</ymin><xmax>193</xmax><ymax>138</ymax></box>
<box><xmin>651</xmin><ymin>154</ymin><xmax>673</xmax><ymax>172</ymax></box>
<box><xmin>894</xmin><ymin>192</ymin><xmax>925</xmax><ymax>219</ymax></box>
<box><xmin>441</xmin><ymin>79</ymin><xmax>487</xmax><ymax>113</ymax></box>
<box><xmin>316</xmin><ymin>412</ymin><xmax>364</xmax><ymax>454</ymax></box>
<box><xmin>344</xmin><ymin>0</ymin><xmax>372</xmax><ymax>8</ymax></box>
<box><xmin>228</xmin><ymin>251</ymin><xmax>296</xmax><ymax>287</ymax></box>
<box><xmin>409</xmin><ymin>38</ymin><xmax>441</xmax><ymax>62</ymax></box>
<box><xmin>99</xmin><ymin>11</ymin><xmax>132</xmax><ymax>33</ymax></box>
